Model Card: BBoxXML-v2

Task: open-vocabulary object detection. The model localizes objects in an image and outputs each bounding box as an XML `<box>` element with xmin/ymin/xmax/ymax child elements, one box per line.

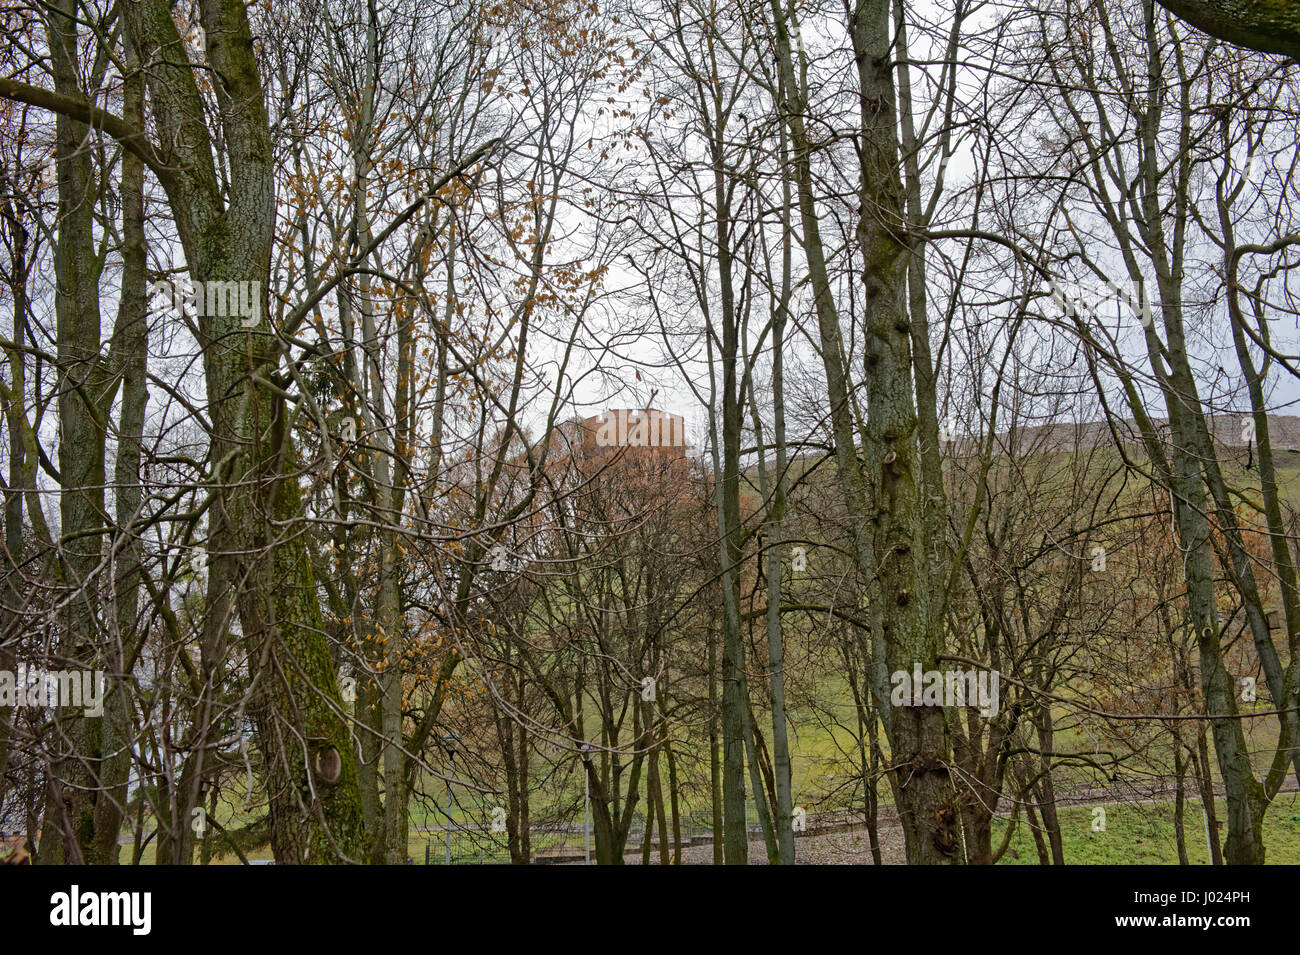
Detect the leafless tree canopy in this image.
<box><xmin>1</xmin><ymin>0</ymin><xmax>1298</xmax><ymax>868</ymax></box>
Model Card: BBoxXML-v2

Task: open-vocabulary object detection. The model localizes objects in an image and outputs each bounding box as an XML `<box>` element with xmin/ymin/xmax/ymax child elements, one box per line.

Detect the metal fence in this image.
<box><xmin>420</xmin><ymin>827</ymin><xmax>513</xmax><ymax>865</ymax></box>
<box><xmin>415</xmin><ymin>809</ymin><xmax>762</xmax><ymax>864</ymax></box>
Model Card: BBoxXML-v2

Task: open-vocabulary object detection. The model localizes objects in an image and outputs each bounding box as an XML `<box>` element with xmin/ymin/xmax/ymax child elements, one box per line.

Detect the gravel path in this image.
<box><xmin>618</xmin><ymin>825</ymin><xmax>908</xmax><ymax>864</ymax></box>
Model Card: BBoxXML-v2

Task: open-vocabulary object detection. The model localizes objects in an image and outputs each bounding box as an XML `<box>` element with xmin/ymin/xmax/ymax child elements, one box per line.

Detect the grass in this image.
<box><xmin>993</xmin><ymin>791</ymin><xmax>1300</xmax><ymax>864</ymax></box>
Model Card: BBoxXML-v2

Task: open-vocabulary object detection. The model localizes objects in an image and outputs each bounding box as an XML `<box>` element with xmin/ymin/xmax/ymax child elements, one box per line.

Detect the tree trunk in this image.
<box><xmin>96</xmin><ymin>60</ymin><xmax>149</xmax><ymax>865</ymax></box>
<box><xmin>1194</xmin><ymin>734</ymin><xmax>1225</xmax><ymax>865</ymax></box>
<box><xmin>850</xmin><ymin>0</ymin><xmax>960</xmax><ymax>864</ymax></box>
<box><xmin>1174</xmin><ymin>744</ymin><xmax>1189</xmax><ymax>865</ymax></box>
<box><xmin>708</xmin><ymin>616</ymin><xmax>724</xmax><ymax>865</ymax></box>
<box><xmin>118</xmin><ymin>0</ymin><xmax>367</xmax><ymax>863</ymax></box>
<box><xmin>40</xmin><ymin>0</ymin><xmax>108</xmax><ymax>864</ymax></box>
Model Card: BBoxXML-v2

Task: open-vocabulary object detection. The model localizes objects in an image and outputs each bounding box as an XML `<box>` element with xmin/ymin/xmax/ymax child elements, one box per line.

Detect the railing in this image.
<box><xmin>413</xmin><ymin>807</ymin><xmax>878</xmax><ymax>864</ymax></box>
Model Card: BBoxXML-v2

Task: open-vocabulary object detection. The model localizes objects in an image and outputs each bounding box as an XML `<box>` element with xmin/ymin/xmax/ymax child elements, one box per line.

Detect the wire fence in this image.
<box><xmin>416</xmin><ymin>810</ymin><xmax>727</xmax><ymax>864</ymax></box>
<box><xmin>413</xmin><ymin>806</ymin><xmax>877</xmax><ymax>864</ymax></box>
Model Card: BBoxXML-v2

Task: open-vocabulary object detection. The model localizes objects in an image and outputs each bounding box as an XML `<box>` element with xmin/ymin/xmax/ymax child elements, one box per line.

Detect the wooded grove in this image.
<box><xmin>1</xmin><ymin>0</ymin><xmax>1299</xmax><ymax>867</ymax></box>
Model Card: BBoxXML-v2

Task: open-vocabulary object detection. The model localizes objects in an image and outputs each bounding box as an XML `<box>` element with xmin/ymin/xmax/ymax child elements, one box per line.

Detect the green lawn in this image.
<box><xmin>993</xmin><ymin>792</ymin><xmax>1300</xmax><ymax>864</ymax></box>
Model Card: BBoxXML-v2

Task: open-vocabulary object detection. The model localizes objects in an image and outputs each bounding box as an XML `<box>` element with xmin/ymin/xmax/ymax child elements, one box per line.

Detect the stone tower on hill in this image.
<box><xmin>578</xmin><ymin>408</ymin><xmax>688</xmax><ymax>458</ymax></box>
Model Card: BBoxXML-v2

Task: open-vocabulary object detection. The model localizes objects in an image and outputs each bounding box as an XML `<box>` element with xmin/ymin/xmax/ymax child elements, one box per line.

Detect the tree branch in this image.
<box><xmin>1158</xmin><ymin>0</ymin><xmax>1300</xmax><ymax>60</ymax></box>
<box><xmin>0</xmin><ymin>76</ymin><xmax>176</xmax><ymax>189</ymax></box>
